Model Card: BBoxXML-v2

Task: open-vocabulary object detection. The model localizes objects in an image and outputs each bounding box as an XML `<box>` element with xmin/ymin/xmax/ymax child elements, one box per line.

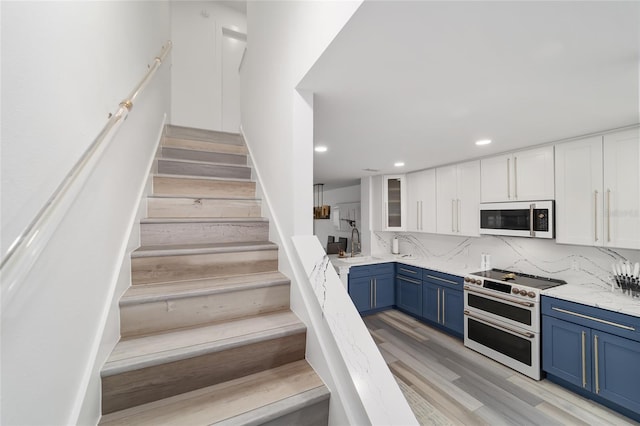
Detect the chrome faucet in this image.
<box><xmin>351</xmin><ymin>226</ymin><xmax>361</xmax><ymax>257</ymax></box>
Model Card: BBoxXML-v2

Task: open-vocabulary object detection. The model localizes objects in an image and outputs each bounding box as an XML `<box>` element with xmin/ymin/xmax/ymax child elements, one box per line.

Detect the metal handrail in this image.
<box><xmin>1</xmin><ymin>41</ymin><xmax>172</xmax><ymax>308</ymax></box>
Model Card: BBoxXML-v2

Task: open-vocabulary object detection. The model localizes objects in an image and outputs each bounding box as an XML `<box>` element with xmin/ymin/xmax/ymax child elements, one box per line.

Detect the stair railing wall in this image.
<box><xmin>1</xmin><ymin>41</ymin><xmax>172</xmax><ymax>425</ymax></box>
<box><xmin>0</xmin><ymin>41</ymin><xmax>172</xmax><ymax>308</ymax></box>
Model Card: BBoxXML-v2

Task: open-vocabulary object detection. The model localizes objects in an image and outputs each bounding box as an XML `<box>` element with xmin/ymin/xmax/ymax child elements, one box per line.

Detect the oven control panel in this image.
<box><xmin>464</xmin><ymin>276</ymin><xmax>537</xmax><ymax>299</ymax></box>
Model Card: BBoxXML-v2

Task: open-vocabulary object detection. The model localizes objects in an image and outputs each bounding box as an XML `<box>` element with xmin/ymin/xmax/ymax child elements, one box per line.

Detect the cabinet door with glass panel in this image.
<box><xmin>383</xmin><ymin>175</ymin><xmax>406</xmax><ymax>231</ymax></box>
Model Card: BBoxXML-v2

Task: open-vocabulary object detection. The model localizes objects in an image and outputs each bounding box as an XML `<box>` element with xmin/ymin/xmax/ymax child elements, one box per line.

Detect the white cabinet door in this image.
<box><xmin>457</xmin><ymin>160</ymin><xmax>481</xmax><ymax>237</ymax></box>
<box><xmin>383</xmin><ymin>175</ymin><xmax>406</xmax><ymax>231</ymax></box>
<box><xmin>514</xmin><ymin>146</ymin><xmax>555</xmax><ymax>201</ymax></box>
<box><xmin>436</xmin><ymin>165</ymin><xmax>458</xmax><ymax>235</ymax></box>
<box><xmin>480</xmin><ymin>154</ymin><xmax>511</xmax><ymax>202</ymax></box>
<box><xmin>407</xmin><ymin>169</ymin><xmax>436</xmax><ymax>233</ymax></box>
<box><xmin>604</xmin><ymin>128</ymin><xmax>640</xmax><ymax>249</ymax></box>
<box><xmin>555</xmin><ymin>136</ymin><xmax>603</xmax><ymax>246</ymax></box>
<box><xmin>370</xmin><ymin>175</ymin><xmax>383</xmax><ymax>232</ymax></box>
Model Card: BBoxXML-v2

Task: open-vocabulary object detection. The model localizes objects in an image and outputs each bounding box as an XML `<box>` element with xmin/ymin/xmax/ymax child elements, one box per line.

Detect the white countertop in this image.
<box><xmin>329</xmin><ymin>255</ymin><xmax>640</xmax><ymax>318</ymax></box>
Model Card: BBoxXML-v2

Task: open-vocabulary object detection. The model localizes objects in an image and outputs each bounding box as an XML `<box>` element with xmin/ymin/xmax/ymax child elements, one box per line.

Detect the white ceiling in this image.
<box><xmin>300</xmin><ymin>1</ymin><xmax>640</xmax><ymax>189</ymax></box>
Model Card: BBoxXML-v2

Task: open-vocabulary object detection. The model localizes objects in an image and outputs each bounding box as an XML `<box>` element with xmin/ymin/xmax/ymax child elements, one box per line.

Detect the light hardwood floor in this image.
<box><xmin>364</xmin><ymin>310</ymin><xmax>640</xmax><ymax>426</ymax></box>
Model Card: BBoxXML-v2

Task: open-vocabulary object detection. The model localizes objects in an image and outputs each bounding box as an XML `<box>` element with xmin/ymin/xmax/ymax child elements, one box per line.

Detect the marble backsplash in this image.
<box><xmin>372</xmin><ymin>231</ymin><xmax>640</xmax><ymax>291</ymax></box>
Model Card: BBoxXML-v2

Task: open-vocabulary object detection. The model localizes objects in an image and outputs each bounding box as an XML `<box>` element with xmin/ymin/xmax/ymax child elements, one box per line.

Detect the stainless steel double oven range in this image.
<box><xmin>463</xmin><ymin>268</ymin><xmax>566</xmax><ymax>380</ymax></box>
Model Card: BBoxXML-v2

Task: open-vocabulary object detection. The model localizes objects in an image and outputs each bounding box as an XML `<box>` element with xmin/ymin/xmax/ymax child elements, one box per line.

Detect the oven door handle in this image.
<box><xmin>464</xmin><ymin>310</ymin><xmax>535</xmax><ymax>339</ymax></box>
<box><xmin>464</xmin><ymin>285</ymin><xmax>534</xmax><ymax>307</ymax></box>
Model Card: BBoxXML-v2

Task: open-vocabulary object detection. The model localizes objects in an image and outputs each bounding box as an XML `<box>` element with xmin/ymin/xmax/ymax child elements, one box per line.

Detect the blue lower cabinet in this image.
<box><xmin>421</xmin><ymin>271</ymin><xmax>464</xmax><ymax>337</ymax></box>
<box><xmin>396</xmin><ymin>275</ymin><xmax>422</xmax><ymax>316</ymax></box>
<box><xmin>542</xmin><ymin>296</ymin><xmax>640</xmax><ymax>420</ymax></box>
<box><xmin>348</xmin><ymin>263</ymin><xmax>395</xmax><ymax>314</ymax></box>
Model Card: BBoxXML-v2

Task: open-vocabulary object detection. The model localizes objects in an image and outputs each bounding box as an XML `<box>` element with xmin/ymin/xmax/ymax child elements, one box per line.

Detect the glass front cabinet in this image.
<box><xmin>383</xmin><ymin>175</ymin><xmax>406</xmax><ymax>231</ymax></box>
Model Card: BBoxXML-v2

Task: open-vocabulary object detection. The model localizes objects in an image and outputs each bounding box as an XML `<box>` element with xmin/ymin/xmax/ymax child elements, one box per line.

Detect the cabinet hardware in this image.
<box><xmin>374</xmin><ymin>278</ymin><xmax>377</xmax><ymax>307</ymax></box>
<box><xmin>514</xmin><ymin>156</ymin><xmax>518</xmax><ymax>199</ymax></box>
<box><xmin>442</xmin><ymin>290</ymin><xmax>446</xmax><ymax>326</ymax></box>
<box><xmin>370</xmin><ymin>279</ymin><xmax>374</xmax><ymax>308</ymax></box>
<box><xmin>594</xmin><ymin>334</ymin><xmax>600</xmax><ymax>394</ymax></box>
<box><xmin>399</xmin><ymin>268</ymin><xmax>418</xmax><ymax>275</ymax></box>
<box><xmin>451</xmin><ymin>200</ymin><xmax>455</xmax><ymax>232</ymax></box>
<box><xmin>581</xmin><ymin>331</ymin><xmax>587</xmax><ymax>388</ymax></box>
<box><xmin>426</xmin><ymin>275</ymin><xmax>458</xmax><ymax>285</ymax></box>
<box><xmin>551</xmin><ymin>307</ymin><xmax>635</xmax><ymax>331</ymax></box>
<box><xmin>397</xmin><ymin>276</ymin><xmax>421</xmax><ymax>285</ymax></box>
<box><xmin>464</xmin><ymin>310</ymin><xmax>535</xmax><ymax>338</ymax></box>
<box><xmin>507</xmin><ymin>158</ymin><xmax>511</xmax><ymax>199</ymax></box>
<box><xmin>594</xmin><ymin>190</ymin><xmax>598</xmax><ymax>242</ymax></box>
<box><xmin>464</xmin><ymin>285</ymin><xmax>534</xmax><ymax>307</ymax></box>
<box><xmin>607</xmin><ymin>189</ymin><xmax>611</xmax><ymax>242</ymax></box>
<box><xmin>457</xmin><ymin>199</ymin><xmax>461</xmax><ymax>233</ymax></box>
<box><xmin>420</xmin><ymin>201</ymin><xmax>423</xmax><ymax>230</ymax></box>
<box><xmin>437</xmin><ymin>288</ymin><xmax>441</xmax><ymax>323</ymax></box>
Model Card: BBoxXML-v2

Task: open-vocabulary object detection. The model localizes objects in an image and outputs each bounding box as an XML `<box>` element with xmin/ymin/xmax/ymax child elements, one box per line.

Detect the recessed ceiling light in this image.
<box><xmin>394</xmin><ymin>161</ymin><xmax>405</xmax><ymax>167</ymax></box>
<box><xmin>314</xmin><ymin>145</ymin><xmax>328</xmax><ymax>153</ymax></box>
<box><xmin>475</xmin><ymin>139</ymin><xmax>492</xmax><ymax>146</ymax></box>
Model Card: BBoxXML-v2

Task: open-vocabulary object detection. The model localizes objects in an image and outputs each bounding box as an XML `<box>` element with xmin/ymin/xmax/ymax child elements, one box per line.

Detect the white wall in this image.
<box><xmin>0</xmin><ymin>2</ymin><xmax>171</xmax><ymax>424</ymax></box>
<box><xmin>170</xmin><ymin>1</ymin><xmax>246</xmax><ymax>132</ymax></box>
<box><xmin>313</xmin><ymin>184</ymin><xmax>361</xmax><ymax>252</ymax></box>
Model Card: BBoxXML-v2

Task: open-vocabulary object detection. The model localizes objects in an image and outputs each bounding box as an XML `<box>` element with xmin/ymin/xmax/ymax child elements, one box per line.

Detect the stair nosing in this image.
<box><xmin>157</xmin><ymin>157</ymin><xmax>251</xmax><ymax>169</ymax></box>
<box><xmin>140</xmin><ymin>217</ymin><xmax>268</xmax><ymax>224</ymax></box>
<box><xmin>147</xmin><ymin>195</ymin><xmax>261</xmax><ymax>202</ymax></box>
<box><xmin>120</xmin><ymin>273</ymin><xmax>290</xmax><ymax>305</ymax></box>
<box><xmin>214</xmin><ymin>386</ymin><xmax>330</xmax><ymax>426</ymax></box>
<box><xmin>132</xmin><ymin>241</ymin><xmax>278</xmax><ymax>258</ymax></box>
<box><xmin>102</xmin><ymin>321</ymin><xmax>305</xmax><ymax>377</ymax></box>
<box><xmin>154</xmin><ymin>173</ymin><xmax>254</xmax><ymax>183</ymax></box>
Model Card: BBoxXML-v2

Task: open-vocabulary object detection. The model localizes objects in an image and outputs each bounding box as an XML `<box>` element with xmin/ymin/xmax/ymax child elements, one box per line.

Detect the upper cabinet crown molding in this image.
<box><xmin>481</xmin><ymin>146</ymin><xmax>555</xmax><ymax>203</ymax></box>
<box><xmin>555</xmin><ymin>128</ymin><xmax>640</xmax><ymax>249</ymax></box>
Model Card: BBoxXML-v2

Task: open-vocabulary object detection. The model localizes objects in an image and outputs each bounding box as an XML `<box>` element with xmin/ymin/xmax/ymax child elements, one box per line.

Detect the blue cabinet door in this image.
<box><xmin>542</xmin><ymin>315</ymin><xmax>592</xmax><ymax>390</ymax></box>
<box><xmin>421</xmin><ymin>282</ymin><xmax>439</xmax><ymax>323</ymax></box>
<box><xmin>442</xmin><ymin>287</ymin><xmax>463</xmax><ymax>335</ymax></box>
<box><xmin>595</xmin><ymin>331</ymin><xmax>640</xmax><ymax>414</ymax></box>
<box><xmin>375</xmin><ymin>274</ymin><xmax>395</xmax><ymax>308</ymax></box>
<box><xmin>349</xmin><ymin>276</ymin><xmax>372</xmax><ymax>313</ymax></box>
<box><xmin>396</xmin><ymin>275</ymin><xmax>422</xmax><ymax>316</ymax></box>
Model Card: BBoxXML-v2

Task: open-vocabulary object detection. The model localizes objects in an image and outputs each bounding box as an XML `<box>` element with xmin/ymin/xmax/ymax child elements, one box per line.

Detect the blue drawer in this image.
<box><xmin>542</xmin><ymin>296</ymin><xmax>640</xmax><ymax>343</ymax></box>
<box><xmin>422</xmin><ymin>269</ymin><xmax>463</xmax><ymax>291</ymax></box>
<box><xmin>396</xmin><ymin>263</ymin><xmax>422</xmax><ymax>278</ymax></box>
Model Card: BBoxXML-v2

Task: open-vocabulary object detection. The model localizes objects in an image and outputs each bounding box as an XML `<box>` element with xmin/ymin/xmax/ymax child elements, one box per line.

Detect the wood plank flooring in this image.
<box><xmin>364</xmin><ymin>310</ymin><xmax>639</xmax><ymax>426</ymax></box>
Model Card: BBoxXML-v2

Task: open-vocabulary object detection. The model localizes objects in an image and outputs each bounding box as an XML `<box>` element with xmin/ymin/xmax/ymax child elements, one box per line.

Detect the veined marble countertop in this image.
<box><xmin>542</xmin><ymin>282</ymin><xmax>640</xmax><ymax>318</ymax></box>
<box><xmin>329</xmin><ymin>255</ymin><xmax>640</xmax><ymax>318</ymax></box>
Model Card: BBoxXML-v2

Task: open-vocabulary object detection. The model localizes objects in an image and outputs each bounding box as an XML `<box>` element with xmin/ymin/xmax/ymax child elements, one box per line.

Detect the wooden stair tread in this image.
<box><xmin>164</xmin><ymin>138</ymin><xmax>248</xmax><ymax>155</ymax></box>
<box><xmin>121</xmin><ymin>272</ymin><xmax>290</xmax><ymax>305</ymax></box>
<box><xmin>140</xmin><ymin>217</ymin><xmax>268</xmax><ymax>224</ymax></box>
<box><xmin>132</xmin><ymin>241</ymin><xmax>278</xmax><ymax>258</ymax></box>
<box><xmin>100</xmin><ymin>361</ymin><xmax>327</xmax><ymax>425</ymax></box>
<box><xmin>103</xmin><ymin>311</ymin><xmax>303</xmax><ymax>375</ymax></box>
<box><xmin>148</xmin><ymin>195</ymin><xmax>261</xmax><ymax>201</ymax></box>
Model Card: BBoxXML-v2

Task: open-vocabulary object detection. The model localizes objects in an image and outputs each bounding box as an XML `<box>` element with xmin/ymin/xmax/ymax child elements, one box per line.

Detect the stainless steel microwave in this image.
<box><xmin>479</xmin><ymin>201</ymin><xmax>554</xmax><ymax>238</ymax></box>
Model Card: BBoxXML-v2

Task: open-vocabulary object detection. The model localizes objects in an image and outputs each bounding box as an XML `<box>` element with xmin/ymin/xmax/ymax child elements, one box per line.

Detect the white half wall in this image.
<box><xmin>170</xmin><ymin>1</ymin><xmax>246</xmax><ymax>132</ymax></box>
<box><xmin>0</xmin><ymin>2</ymin><xmax>171</xmax><ymax>424</ymax></box>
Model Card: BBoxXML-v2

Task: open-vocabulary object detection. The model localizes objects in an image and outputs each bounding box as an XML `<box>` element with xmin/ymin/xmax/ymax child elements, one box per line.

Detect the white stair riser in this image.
<box><xmin>101</xmin><ymin>332</ymin><xmax>306</xmax><ymax>414</ymax></box>
<box><xmin>157</xmin><ymin>159</ymin><xmax>251</xmax><ymax>180</ymax></box>
<box><xmin>132</xmin><ymin>249</ymin><xmax>278</xmax><ymax>285</ymax></box>
<box><xmin>162</xmin><ymin>147</ymin><xmax>246</xmax><ymax>165</ymax></box>
<box><xmin>120</xmin><ymin>284</ymin><xmax>290</xmax><ymax>338</ymax></box>
<box><xmin>147</xmin><ymin>198</ymin><xmax>261</xmax><ymax>218</ymax></box>
<box><xmin>140</xmin><ymin>221</ymin><xmax>269</xmax><ymax>246</ymax></box>
<box><xmin>153</xmin><ymin>176</ymin><xmax>256</xmax><ymax>198</ymax></box>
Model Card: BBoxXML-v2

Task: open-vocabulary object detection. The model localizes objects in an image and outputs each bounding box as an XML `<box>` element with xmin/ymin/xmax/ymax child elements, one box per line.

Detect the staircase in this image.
<box><xmin>100</xmin><ymin>125</ymin><xmax>330</xmax><ymax>425</ymax></box>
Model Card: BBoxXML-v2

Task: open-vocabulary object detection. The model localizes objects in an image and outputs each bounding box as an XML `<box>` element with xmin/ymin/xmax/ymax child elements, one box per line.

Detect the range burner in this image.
<box><xmin>469</xmin><ymin>268</ymin><xmax>566</xmax><ymax>291</ymax></box>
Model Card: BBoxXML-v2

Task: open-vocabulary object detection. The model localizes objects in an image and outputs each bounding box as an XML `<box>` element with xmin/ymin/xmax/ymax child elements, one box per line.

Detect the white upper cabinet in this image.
<box><xmin>481</xmin><ymin>146</ymin><xmax>554</xmax><ymax>202</ymax></box>
<box><xmin>406</xmin><ymin>169</ymin><xmax>436</xmax><ymax>233</ymax></box>
<box><xmin>382</xmin><ymin>175</ymin><xmax>406</xmax><ymax>231</ymax></box>
<box><xmin>436</xmin><ymin>161</ymin><xmax>480</xmax><ymax>236</ymax></box>
<box><xmin>555</xmin><ymin>136</ymin><xmax>603</xmax><ymax>246</ymax></box>
<box><xmin>555</xmin><ymin>128</ymin><xmax>640</xmax><ymax>249</ymax></box>
<box><xmin>603</xmin><ymin>129</ymin><xmax>640</xmax><ymax>249</ymax></box>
